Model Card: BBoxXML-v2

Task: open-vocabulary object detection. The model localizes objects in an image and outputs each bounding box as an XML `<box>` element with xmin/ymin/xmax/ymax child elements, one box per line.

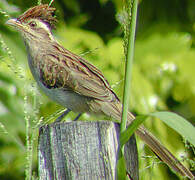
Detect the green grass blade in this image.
<box><xmin>120</xmin><ymin>116</ymin><xmax>147</xmax><ymax>146</ymax></box>
<box><xmin>121</xmin><ymin>0</ymin><xmax>138</xmax><ymax>134</ymax></box>
<box><xmin>150</xmin><ymin>111</ymin><xmax>195</xmax><ymax>146</ymax></box>
<box><xmin>117</xmin><ymin>148</ymin><xmax>127</xmax><ymax>180</ymax></box>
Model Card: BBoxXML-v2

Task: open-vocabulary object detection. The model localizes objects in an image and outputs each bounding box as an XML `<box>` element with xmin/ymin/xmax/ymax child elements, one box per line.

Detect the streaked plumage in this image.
<box><xmin>6</xmin><ymin>4</ymin><xmax>194</xmax><ymax>179</ymax></box>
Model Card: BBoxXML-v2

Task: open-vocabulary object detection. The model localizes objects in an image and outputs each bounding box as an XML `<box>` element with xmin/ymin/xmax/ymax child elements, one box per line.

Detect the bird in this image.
<box><xmin>6</xmin><ymin>4</ymin><xmax>194</xmax><ymax>179</ymax></box>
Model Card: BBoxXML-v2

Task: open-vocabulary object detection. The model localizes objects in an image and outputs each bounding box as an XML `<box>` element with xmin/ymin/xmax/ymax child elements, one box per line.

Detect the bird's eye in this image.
<box><xmin>29</xmin><ymin>21</ymin><xmax>37</xmax><ymax>28</ymax></box>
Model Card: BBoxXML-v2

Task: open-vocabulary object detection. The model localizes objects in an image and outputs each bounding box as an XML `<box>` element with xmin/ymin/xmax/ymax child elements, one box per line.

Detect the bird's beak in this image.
<box><xmin>6</xmin><ymin>18</ymin><xmax>24</xmax><ymax>30</ymax></box>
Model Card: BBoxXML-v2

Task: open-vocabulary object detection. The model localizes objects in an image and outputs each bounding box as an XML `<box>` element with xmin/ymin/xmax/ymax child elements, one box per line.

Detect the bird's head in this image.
<box><xmin>6</xmin><ymin>4</ymin><xmax>57</xmax><ymax>42</ymax></box>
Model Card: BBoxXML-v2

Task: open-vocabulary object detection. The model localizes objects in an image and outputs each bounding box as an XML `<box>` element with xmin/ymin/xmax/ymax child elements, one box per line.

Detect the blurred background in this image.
<box><xmin>0</xmin><ymin>0</ymin><xmax>194</xmax><ymax>179</ymax></box>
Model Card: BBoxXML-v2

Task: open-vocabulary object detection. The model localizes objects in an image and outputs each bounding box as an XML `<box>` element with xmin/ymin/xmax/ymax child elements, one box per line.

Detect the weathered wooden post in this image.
<box><xmin>38</xmin><ymin>121</ymin><xmax>139</xmax><ymax>180</ymax></box>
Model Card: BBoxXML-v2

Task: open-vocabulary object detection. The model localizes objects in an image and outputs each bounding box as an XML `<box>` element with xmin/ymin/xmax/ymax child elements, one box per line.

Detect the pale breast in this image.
<box><xmin>27</xmin><ymin>52</ymin><xmax>91</xmax><ymax>113</ymax></box>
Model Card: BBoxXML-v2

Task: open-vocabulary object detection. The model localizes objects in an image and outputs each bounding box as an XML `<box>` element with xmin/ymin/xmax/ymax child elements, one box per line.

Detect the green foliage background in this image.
<box><xmin>0</xmin><ymin>0</ymin><xmax>194</xmax><ymax>179</ymax></box>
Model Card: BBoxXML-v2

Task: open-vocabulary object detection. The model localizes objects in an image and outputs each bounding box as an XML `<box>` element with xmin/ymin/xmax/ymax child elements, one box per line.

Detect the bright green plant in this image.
<box><xmin>0</xmin><ymin>0</ymin><xmax>194</xmax><ymax>179</ymax></box>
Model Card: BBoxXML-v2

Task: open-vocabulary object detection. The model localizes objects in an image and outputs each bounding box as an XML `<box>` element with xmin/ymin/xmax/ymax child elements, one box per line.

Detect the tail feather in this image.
<box><xmin>127</xmin><ymin>112</ymin><xmax>194</xmax><ymax>179</ymax></box>
<box><xmin>99</xmin><ymin>100</ymin><xmax>194</xmax><ymax>178</ymax></box>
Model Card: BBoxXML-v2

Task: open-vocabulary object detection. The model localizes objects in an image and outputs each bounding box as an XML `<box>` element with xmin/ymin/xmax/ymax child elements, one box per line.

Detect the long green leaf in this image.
<box><xmin>150</xmin><ymin>111</ymin><xmax>195</xmax><ymax>146</ymax></box>
<box><xmin>120</xmin><ymin>116</ymin><xmax>147</xmax><ymax>146</ymax></box>
<box><xmin>121</xmin><ymin>0</ymin><xmax>138</xmax><ymax>133</ymax></box>
<box><xmin>117</xmin><ymin>148</ymin><xmax>127</xmax><ymax>180</ymax></box>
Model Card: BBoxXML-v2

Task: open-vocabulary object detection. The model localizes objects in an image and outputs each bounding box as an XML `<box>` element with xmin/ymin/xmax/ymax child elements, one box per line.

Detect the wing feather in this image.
<box><xmin>38</xmin><ymin>45</ymin><xmax>119</xmax><ymax>102</ymax></box>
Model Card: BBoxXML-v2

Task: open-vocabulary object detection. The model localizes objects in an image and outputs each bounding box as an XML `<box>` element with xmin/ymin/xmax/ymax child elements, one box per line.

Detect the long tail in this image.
<box><xmin>127</xmin><ymin>112</ymin><xmax>194</xmax><ymax>179</ymax></box>
<box><xmin>99</xmin><ymin>101</ymin><xmax>194</xmax><ymax>178</ymax></box>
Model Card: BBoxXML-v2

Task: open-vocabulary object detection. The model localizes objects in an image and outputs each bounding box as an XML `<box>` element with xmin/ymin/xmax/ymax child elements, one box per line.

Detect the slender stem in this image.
<box><xmin>24</xmin><ymin>96</ymin><xmax>32</xmax><ymax>180</ymax></box>
<box><xmin>120</xmin><ymin>0</ymin><xmax>138</xmax><ymax>134</ymax></box>
<box><xmin>49</xmin><ymin>0</ymin><xmax>55</xmax><ymax>7</ymax></box>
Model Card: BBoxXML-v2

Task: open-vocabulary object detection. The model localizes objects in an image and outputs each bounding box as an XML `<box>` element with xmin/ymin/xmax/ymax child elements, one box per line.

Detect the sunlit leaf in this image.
<box><xmin>150</xmin><ymin>111</ymin><xmax>195</xmax><ymax>146</ymax></box>
<box><xmin>120</xmin><ymin>116</ymin><xmax>147</xmax><ymax>146</ymax></box>
<box><xmin>117</xmin><ymin>148</ymin><xmax>127</xmax><ymax>180</ymax></box>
